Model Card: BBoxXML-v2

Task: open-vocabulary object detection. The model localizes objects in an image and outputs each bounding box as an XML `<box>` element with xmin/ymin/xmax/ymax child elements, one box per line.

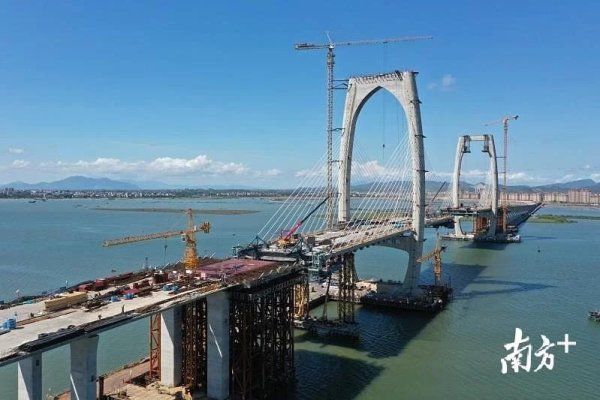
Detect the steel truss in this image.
<box><xmin>294</xmin><ymin>272</ymin><xmax>310</xmax><ymax>319</ymax></box>
<box><xmin>338</xmin><ymin>252</ymin><xmax>357</xmax><ymax>323</ymax></box>
<box><xmin>181</xmin><ymin>299</ymin><xmax>207</xmax><ymax>393</ymax></box>
<box><xmin>149</xmin><ymin>313</ymin><xmax>161</xmax><ymax>382</ymax></box>
<box><xmin>230</xmin><ymin>275</ymin><xmax>301</xmax><ymax>399</ymax></box>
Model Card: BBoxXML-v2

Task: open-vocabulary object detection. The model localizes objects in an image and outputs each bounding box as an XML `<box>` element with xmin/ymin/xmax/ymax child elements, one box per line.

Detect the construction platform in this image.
<box><xmin>361</xmin><ymin>285</ymin><xmax>452</xmax><ymax>313</ymax></box>
<box><xmin>294</xmin><ymin>318</ymin><xmax>360</xmax><ymax>337</ymax></box>
<box><xmin>0</xmin><ymin>258</ymin><xmax>300</xmax><ymax>367</ymax></box>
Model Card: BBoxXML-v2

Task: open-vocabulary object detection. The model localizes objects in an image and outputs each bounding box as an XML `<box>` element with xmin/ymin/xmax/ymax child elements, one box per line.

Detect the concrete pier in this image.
<box><xmin>207</xmin><ymin>291</ymin><xmax>230</xmax><ymax>400</ymax></box>
<box><xmin>70</xmin><ymin>335</ymin><xmax>99</xmax><ymax>400</ymax></box>
<box><xmin>160</xmin><ymin>306</ymin><xmax>183</xmax><ymax>387</ymax></box>
<box><xmin>17</xmin><ymin>353</ymin><xmax>42</xmax><ymax>400</ymax></box>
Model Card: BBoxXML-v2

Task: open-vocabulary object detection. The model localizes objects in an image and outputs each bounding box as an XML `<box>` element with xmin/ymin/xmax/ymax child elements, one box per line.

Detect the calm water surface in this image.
<box><xmin>0</xmin><ymin>199</ymin><xmax>598</xmax><ymax>399</ymax></box>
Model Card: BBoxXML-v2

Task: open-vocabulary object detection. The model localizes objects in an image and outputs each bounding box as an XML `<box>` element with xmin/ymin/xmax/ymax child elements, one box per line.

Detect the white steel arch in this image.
<box><xmin>451</xmin><ymin>134</ymin><xmax>499</xmax><ymax>237</ymax></box>
<box><xmin>336</xmin><ymin>71</ymin><xmax>426</xmax><ymax>293</ymax></box>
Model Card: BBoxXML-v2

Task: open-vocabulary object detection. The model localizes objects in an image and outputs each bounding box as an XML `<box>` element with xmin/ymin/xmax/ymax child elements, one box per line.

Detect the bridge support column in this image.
<box><xmin>454</xmin><ymin>216</ymin><xmax>465</xmax><ymax>236</ymax></box>
<box><xmin>160</xmin><ymin>306</ymin><xmax>183</xmax><ymax>387</ymax></box>
<box><xmin>401</xmin><ymin>239</ymin><xmax>423</xmax><ymax>294</ymax></box>
<box><xmin>17</xmin><ymin>353</ymin><xmax>42</xmax><ymax>400</ymax></box>
<box><xmin>207</xmin><ymin>291</ymin><xmax>230</xmax><ymax>400</ymax></box>
<box><xmin>70</xmin><ymin>335</ymin><xmax>98</xmax><ymax>400</ymax></box>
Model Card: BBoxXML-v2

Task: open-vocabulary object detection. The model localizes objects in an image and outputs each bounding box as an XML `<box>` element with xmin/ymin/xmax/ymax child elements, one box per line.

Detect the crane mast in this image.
<box><xmin>417</xmin><ymin>234</ymin><xmax>447</xmax><ymax>285</ymax></box>
<box><xmin>294</xmin><ymin>34</ymin><xmax>433</xmax><ymax>229</ymax></box>
<box><xmin>103</xmin><ymin>208</ymin><xmax>211</xmax><ymax>270</ymax></box>
<box><xmin>485</xmin><ymin>115</ymin><xmax>519</xmax><ymax>233</ymax></box>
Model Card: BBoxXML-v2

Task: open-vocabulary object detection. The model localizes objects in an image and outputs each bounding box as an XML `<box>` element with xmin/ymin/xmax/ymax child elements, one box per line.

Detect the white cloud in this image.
<box><xmin>429</xmin><ymin>169</ymin><xmax>539</xmax><ymax>184</ymax></box>
<box><xmin>506</xmin><ymin>172</ymin><xmax>537</xmax><ymax>182</ymax></box>
<box><xmin>441</xmin><ymin>74</ymin><xmax>456</xmax><ymax>89</ymax></box>
<box><xmin>8</xmin><ymin>147</ymin><xmax>24</xmax><ymax>154</ymax></box>
<box><xmin>295</xmin><ymin>167</ymin><xmax>324</xmax><ymax>178</ymax></box>
<box><xmin>255</xmin><ymin>168</ymin><xmax>281</xmax><ymax>178</ymax></box>
<box><xmin>557</xmin><ymin>174</ymin><xmax>574</xmax><ymax>183</ymax></box>
<box><xmin>427</xmin><ymin>74</ymin><xmax>456</xmax><ymax>91</ymax></box>
<box><xmin>354</xmin><ymin>160</ymin><xmax>411</xmax><ymax>179</ymax></box>
<box><xmin>590</xmin><ymin>173</ymin><xmax>600</xmax><ymax>181</ymax></box>
<box><xmin>38</xmin><ymin>155</ymin><xmax>248</xmax><ymax>177</ymax></box>
<box><xmin>12</xmin><ymin>159</ymin><xmax>31</xmax><ymax>168</ymax></box>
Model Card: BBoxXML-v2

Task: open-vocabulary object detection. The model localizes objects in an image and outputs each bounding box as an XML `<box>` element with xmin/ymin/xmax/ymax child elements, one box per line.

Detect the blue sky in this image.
<box><xmin>0</xmin><ymin>1</ymin><xmax>598</xmax><ymax>188</ymax></box>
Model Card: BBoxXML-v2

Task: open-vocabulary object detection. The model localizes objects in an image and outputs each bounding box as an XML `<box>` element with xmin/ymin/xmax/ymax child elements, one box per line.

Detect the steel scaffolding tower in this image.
<box><xmin>181</xmin><ymin>299</ymin><xmax>207</xmax><ymax>393</ymax></box>
<box><xmin>337</xmin><ymin>252</ymin><xmax>357</xmax><ymax>323</ymax></box>
<box><xmin>230</xmin><ymin>275</ymin><xmax>300</xmax><ymax>399</ymax></box>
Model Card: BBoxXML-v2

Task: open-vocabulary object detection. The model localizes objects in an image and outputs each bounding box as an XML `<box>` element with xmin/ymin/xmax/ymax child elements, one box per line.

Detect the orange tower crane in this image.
<box><xmin>102</xmin><ymin>208</ymin><xmax>210</xmax><ymax>269</ymax></box>
<box><xmin>417</xmin><ymin>234</ymin><xmax>447</xmax><ymax>285</ymax></box>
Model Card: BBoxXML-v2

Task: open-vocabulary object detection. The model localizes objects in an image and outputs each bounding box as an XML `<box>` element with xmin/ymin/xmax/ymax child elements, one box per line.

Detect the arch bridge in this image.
<box><xmin>238</xmin><ymin>70</ymin><xmax>434</xmax><ymax>298</ymax></box>
<box><xmin>442</xmin><ymin>134</ymin><xmax>541</xmax><ymax>242</ymax></box>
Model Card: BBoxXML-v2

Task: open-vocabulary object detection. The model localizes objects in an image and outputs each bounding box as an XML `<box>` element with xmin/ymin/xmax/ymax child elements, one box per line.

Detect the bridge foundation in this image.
<box><xmin>17</xmin><ymin>353</ymin><xmax>42</xmax><ymax>400</ymax></box>
<box><xmin>207</xmin><ymin>291</ymin><xmax>230</xmax><ymax>400</ymax></box>
<box><xmin>69</xmin><ymin>335</ymin><xmax>99</xmax><ymax>400</ymax></box>
<box><xmin>160</xmin><ymin>306</ymin><xmax>183</xmax><ymax>387</ymax></box>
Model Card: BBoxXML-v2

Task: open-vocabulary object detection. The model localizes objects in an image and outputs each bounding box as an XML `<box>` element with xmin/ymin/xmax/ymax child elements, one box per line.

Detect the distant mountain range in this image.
<box><xmin>349</xmin><ymin>179</ymin><xmax>600</xmax><ymax>193</ymax></box>
<box><xmin>1</xmin><ymin>176</ymin><xmax>140</xmax><ymax>190</ymax></box>
<box><xmin>500</xmin><ymin>179</ymin><xmax>600</xmax><ymax>193</ymax></box>
<box><xmin>0</xmin><ymin>176</ymin><xmax>260</xmax><ymax>191</ymax></box>
<box><xmin>1</xmin><ymin>176</ymin><xmax>599</xmax><ymax>193</ymax></box>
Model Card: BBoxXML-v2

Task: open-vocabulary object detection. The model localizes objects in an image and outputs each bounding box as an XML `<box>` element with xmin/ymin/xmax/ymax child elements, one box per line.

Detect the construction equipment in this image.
<box><xmin>417</xmin><ymin>234</ymin><xmax>447</xmax><ymax>285</ymax></box>
<box><xmin>277</xmin><ymin>197</ymin><xmax>328</xmax><ymax>248</ymax></box>
<box><xmin>294</xmin><ymin>34</ymin><xmax>433</xmax><ymax>230</ymax></box>
<box><xmin>426</xmin><ymin>181</ymin><xmax>447</xmax><ymax>215</ymax></box>
<box><xmin>103</xmin><ymin>209</ymin><xmax>210</xmax><ymax>269</ymax></box>
<box><xmin>485</xmin><ymin>115</ymin><xmax>519</xmax><ymax>233</ymax></box>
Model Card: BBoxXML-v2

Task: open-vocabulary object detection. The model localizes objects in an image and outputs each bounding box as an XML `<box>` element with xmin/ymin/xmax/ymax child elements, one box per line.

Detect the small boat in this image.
<box><xmin>28</xmin><ymin>200</ymin><xmax>36</xmax><ymax>203</ymax></box>
<box><xmin>588</xmin><ymin>311</ymin><xmax>600</xmax><ymax>322</ymax></box>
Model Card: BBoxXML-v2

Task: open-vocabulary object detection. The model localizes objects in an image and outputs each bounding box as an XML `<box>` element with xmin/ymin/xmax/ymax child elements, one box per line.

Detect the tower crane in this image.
<box><xmin>417</xmin><ymin>234</ymin><xmax>447</xmax><ymax>285</ymax></box>
<box><xmin>294</xmin><ymin>34</ymin><xmax>433</xmax><ymax>230</ymax></box>
<box><xmin>485</xmin><ymin>115</ymin><xmax>519</xmax><ymax>233</ymax></box>
<box><xmin>102</xmin><ymin>209</ymin><xmax>211</xmax><ymax>270</ymax></box>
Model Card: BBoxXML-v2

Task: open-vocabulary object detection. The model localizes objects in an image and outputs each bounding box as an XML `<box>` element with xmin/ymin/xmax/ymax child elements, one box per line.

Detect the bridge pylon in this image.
<box><xmin>450</xmin><ymin>134</ymin><xmax>499</xmax><ymax>239</ymax></box>
<box><xmin>336</xmin><ymin>70</ymin><xmax>426</xmax><ymax>294</ymax></box>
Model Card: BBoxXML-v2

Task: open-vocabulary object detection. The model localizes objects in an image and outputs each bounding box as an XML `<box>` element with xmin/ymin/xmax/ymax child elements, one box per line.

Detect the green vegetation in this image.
<box><xmin>530</xmin><ymin>214</ymin><xmax>576</xmax><ymax>223</ymax></box>
<box><xmin>560</xmin><ymin>214</ymin><xmax>600</xmax><ymax>221</ymax></box>
<box><xmin>530</xmin><ymin>214</ymin><xmax>600</xmax><ymax>223</ymax></box>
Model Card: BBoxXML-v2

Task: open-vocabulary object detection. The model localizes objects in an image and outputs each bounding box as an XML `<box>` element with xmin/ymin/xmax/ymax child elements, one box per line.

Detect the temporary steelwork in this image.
<box><xmin>229</xmin><ymin>274</ymin><xmax>300</xmax><ymax>400</ymax></box>
<box><xmin>181</xmin><ymin>299</ymin><xmax>207</xmax><ymax>393</ymax></box>
<box><xmin>149</xmin><ymin>314</ymin><xmax>161</xmax><ymax>382</ymax></box>
<box><xmin>337</xmin><ymin>253</ymin><xmax>357</xmax><ymax>324</ymax></box>
<box><xmin>293</xmin><ymin>273</ymin><xmax>310</xmax><ymax>319</ymax></box>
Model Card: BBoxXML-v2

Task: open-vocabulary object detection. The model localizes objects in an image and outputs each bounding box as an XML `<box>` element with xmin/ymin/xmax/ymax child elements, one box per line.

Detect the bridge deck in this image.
<box><xmin>0</xmin><ymin>259</ymin><xmax>298</xmax><ymax>367</ymax></box>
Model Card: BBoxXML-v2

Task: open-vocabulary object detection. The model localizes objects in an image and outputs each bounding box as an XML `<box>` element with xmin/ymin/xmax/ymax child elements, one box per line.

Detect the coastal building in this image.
<box><xmin>567</xmin><ymin>189</ymin><xmax>592</xmax><ymax>204</ymax></box>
